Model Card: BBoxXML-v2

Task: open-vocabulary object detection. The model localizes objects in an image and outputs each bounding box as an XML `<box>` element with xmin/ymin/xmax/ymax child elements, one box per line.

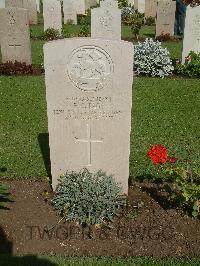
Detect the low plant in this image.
<box><xmin>78</xmin><ymin>19</ymin><xmax>90</xmax><ymax>37</ymax></box>
<box><xmin>43</xmin><ymin>28</ymin><xmax>61</xmax><ymax>41</ymax></box>
<box><xmin>0</xmin><ymin>61</ymin><xmax>44</xmax><ymax>75</ymax></box>
<box><xmin>134</xmin><ymin>38</ymin><xmax>174</xmax><ymax>77</ymax></box>
<box><xmin>118</xmin><ymin>0</ymin><xmax>129</xmax><ymax>8</ymax></box>
<box><xmin>121</xmin><ymin>6</ymin><xmax>135</xmax><ymax>25</ymax></box>
<box><xmin>156</xmin><ymin>33</ymin><xmax>178</xmax><ymax>42</ymax></box>
<box><xmin>130</xmin><ymin>11</ymin><xmax>144</xmax><ymax>38</ymax></box>
<box><xmin>52</xmin><ymin>169</ymin><xmax>126</xmax><ymax>226</ymax></box>
<box><xmin>144</xmin><ymin>16</ymin><xmax>155</xmax><ymax>26</ymax></box>
<box><xmin>147</xmin><ymin>144</ymin><xmax>200</xmax><ymax>217</ymax></box>
<box><xmin>174</xmin><ymin>51</ymin><xmax>200</xmax><ymax>78</ymax></box>
<box><xmin>0</xmin><ymin>183</ymin><xmax>10</xmax><ymax>208</ymax></box>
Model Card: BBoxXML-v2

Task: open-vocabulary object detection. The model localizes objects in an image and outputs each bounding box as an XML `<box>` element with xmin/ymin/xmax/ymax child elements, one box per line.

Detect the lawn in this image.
<box><xmin>0</xmin><ymin>76</ymin><xmax>199</xmax><ymax>180</ymax></box>
<box><xmin>0</xmin><ymin>256</ymin><xmax>200</xmax><ymax>266</ymax></box>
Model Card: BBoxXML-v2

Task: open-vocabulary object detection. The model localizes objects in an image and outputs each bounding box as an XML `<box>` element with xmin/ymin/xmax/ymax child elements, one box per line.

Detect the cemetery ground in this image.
<box><xmin>0</xmin><ymin>21</ymin><xmax>200</xmax><ymax>264</ymax></box>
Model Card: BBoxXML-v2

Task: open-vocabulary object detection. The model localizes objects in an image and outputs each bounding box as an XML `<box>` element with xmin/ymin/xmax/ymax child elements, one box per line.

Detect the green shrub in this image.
<box><xmin>175</xmin><ymin>51</ymin><xmax>200</xmax><ymax>78</ymax></box>
<box><xmin>118</xmin><ymin>0</ymin><xmax>129</xmax><ymax>8</ymax></box>
<box><xmin>52</xmin><ymin>169</ymin><xmax>126</xmax><ymax>226</ymax></box>
<box><xmin>145</xmin><ymin>16</ymin><xmax>155</xmax><ymax>26</ymax></box>
<box><xmin>134</xmin><ymin>38</ymin><xmax>174</xmax><ymax>77</ymax></box>
<box><xmin>130</xmin><ymin>12</ymin><xmax>144</xmax><ymax>38</ymax></box>
<box><xmin>43</xmin><ymin>28</ymin><xmax>61</xmax><ymax>41</ymax></box>
<box><xmin>0</xmin><ymin>183</ymin><xmax>10</xmax><ymax>208</ymax></box>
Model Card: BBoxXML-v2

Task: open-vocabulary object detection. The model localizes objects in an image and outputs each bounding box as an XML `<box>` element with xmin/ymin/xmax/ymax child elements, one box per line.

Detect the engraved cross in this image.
<box><xmin>74</xmin><ymin>122</ymin><xmax>103</xmax><ymax>167</ymax></box>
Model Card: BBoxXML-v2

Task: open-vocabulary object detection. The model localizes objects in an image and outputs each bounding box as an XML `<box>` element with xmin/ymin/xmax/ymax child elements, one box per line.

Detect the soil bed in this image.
<box><xmin>0</xmin><ymin>180</ymin><xmax>200</xmax><ymax>257</ymax></box>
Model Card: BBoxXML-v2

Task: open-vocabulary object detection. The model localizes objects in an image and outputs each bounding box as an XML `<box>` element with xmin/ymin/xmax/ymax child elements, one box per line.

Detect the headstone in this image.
<box><xmin>156</xmin><ymin>0</ymin><xmax>176</xmax><ymax>36</ymax></box>
<box><xmin>36</xmin><ymin>0</ymin><xmax>40</xmax><ymax>12</ymax></box>
<box><xmin>75</xmin><ymin>0</ymin><xmax>86</xmax><ymax>15</ymax></box>
<box><xmin>0</xmin><ymin>0</ymin><xmax>5</xmax><ymax>8</ymax></box>
<box><xmin>5</xmin><ymin>0</ymin><xmax>23</xmax><ymax>8</ymax></box>
<box><xmin>23</xmin><ymin>0</ymin><xmax>38</xmax><ymax>24</ymax></box>
<box><xmin>91</xmin><ymin>0</ymin><xmax>121</xmax><ymax>40</ymax></box>
<box><xmin>85</xmin><ymin>0</ymin><xmax>99</xmax><ymax>9</ymax></box>
<box><xmin>63</xmin><ymin>0</ymin><xmax>77</xmax><ymax>25</ymax></box>
<box><xmin>44</xmin><ymin>38</ymin><xmax>133</xmax><ymax>194</ymax></box>
<box><xmin>43</xmin><ymin>0</ymin><xmax>62</xmax><ymax>34</ymax></box>
<box><xmin>134</xmin><ymin>0</ymin><xmax>145</xmax><ymax>13</ymax></box>
<box><xmin>182</xmin><ymin>5</ymin><xmax>200</xmax><ymax>63</ymax></box>
<box><xmin>0</xmin><ymin>7</ymin><xmax>31</xmax><ymax>64</ymax></box>
<box><xmin>145</xmin><ymin>0</ymin><xmax>157</xmax><ymax>19</ymax></box>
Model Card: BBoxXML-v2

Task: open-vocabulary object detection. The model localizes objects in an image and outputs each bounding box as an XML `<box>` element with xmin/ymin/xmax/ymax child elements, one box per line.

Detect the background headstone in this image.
<box><xmin>63</xmin><ymin>0</ymin><xmax>77</xmax><ymax>25</ymax></box>
<box><xmin>182</xmin><ymin>5</ymin><xmax>200</xmax><ymax>63</ymax></box>
<box><xmin>36</xmin><ymin>0</ymin><xmax>40</xmax><ymax>12</ymax></box>
<box><xmin>75</xmin><ymin>0</ymin><xmax>86</xmax><ymax>15</ymax></box>
<box><xmin>85</xmin><ymin>0</ymin><xmax>99</xmax><ymax>9</ymax></box>
<box><xmin>23</xmin><ymin>0</ymin><xmax>38</xmax><ymax>24</ymax></box>
<box><xmin>145</xmin><ymin>0</ymin><xmax>157</xmax><ymax>19</ymax></box>
<box><xmin>44</xmin><ymin>38</ymin><xmax>133</xmax><ymax>194</ymax></box>
<box><xmin>156</xmin><ymin>0</ymin><xmax>176</xmax><ymax>36</ymax></box>
<box><xmin>0</xmin><ymin>7</ymin><xmax>32</xmax><ymax>64</ymax></box>
<box><xmin>0</xmin><ymin>0</ymin><xmax>5</xmax><ymax>8</ymax></box>
<box><xmin>5</xmin><ymin>0</ymin><xmax>23</xmax><ymax>8</ymax></box>
<box><xmin>91</xmin><ymin>0</ymin><xmax>121</xmax><ymax>40</ymax></box>
<box><xmin>128</xmin><ymin>0</ymin><xmax>134</xmax><ymax>6</ymax></box>
<box><xmin>134</xmin><ymin>0</ymin><xmax>145</xmax><ymax>13</ymax></box>
<box><xmin>43</xmin><ymin>0</ymin><xmax>62</xmax><ymax>33</ymax></box>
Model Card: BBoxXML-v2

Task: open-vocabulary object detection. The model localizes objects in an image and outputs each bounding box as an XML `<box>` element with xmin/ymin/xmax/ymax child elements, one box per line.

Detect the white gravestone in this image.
<box><xmin>85</xmin><ymin>0</ymin><xmax>99</xmax><ymax>9</ymax></box>
<box><xmin>128</xmin><ymin>0</ymin><xmax>134</xmax><ymax>6</ymax></box>
<box><xmin>156</xmin><ymin>0</ymin><xmax>176</xmax><ymax>37</ymax></box>
<box><xmin>44</xmin><ymin>38</ymin><xmax>133</xmax><ymax>194</ymax></box>
<box><xmin>23</xmin><ymin>0</ymin><xmax>38</xmax><ymax>24</ymax></box>
<box><xmin>0</xmin><ymin>7</ymin><xmax>31</xmax><ymax>64</ymax></box>
<box><xmin>75</xmin><ymin>0</ymin><xmax>86</xmax><ymax>15</ymax></box>
<box><xmin>5</xmin><ymin>0</ymin><xmax>23</xmax><ymax>7</ymax></box>
<box><xmin>91</xmin><ymin>0</ymin><xmax>121</xmax><ymax>40</ymax></box>
<box><xmin>43</xmin><ymin>0</ymin><xmax>62</xmax><ymax>34</ymax></box>
<box><xmin>0</xmin><ymin>0</ymin><xmax>5</xmax><ymax>8</ymax></box>
<box><xmin>145</xmin><ymin>0</ymin><xmax>157</xmax><ymax>19</ymax></box>
<box><xmin>134</xmin><ymin>0</ymin><xmax>145</xmax><ymax>13</ymax></box>
<box><xmin>182</xmin><ymin>5</ymin><xmax>200</xmax><ymax>63</ymax></box>
<box><xmin>36</xmin><ymin>0</ymin><xmax>40</xmax><ymax>12</ymax></box>
<box><xmin>63</xmin><ymin>0</ymin><xmax>77</xmax><ymax>25</ymax></box>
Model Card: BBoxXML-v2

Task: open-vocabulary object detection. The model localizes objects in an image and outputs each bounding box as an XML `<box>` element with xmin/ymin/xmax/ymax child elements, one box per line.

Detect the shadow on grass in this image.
<box><xmin>0</xmin><ymin>255</ymin><xmax>58</xmax><ymax>266</ymax></box>
<box><xmin>38</xmin><ymin>133</ymin><xmax>52</xmax><ymax>183</ymax></box>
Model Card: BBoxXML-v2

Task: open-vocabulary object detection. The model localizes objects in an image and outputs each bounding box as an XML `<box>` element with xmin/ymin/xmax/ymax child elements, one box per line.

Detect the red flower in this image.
<box><xmin>148</xmin><ymin>144</ymin><xmax>168</xmax><ymax>165</ymax></box>
<box><xmin>168</xmin><ymin>157</ymin><xmax>177</xmax><ymax>164</ymax></box>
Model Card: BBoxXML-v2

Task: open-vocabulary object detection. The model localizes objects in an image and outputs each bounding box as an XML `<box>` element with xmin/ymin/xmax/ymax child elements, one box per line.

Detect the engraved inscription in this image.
<box><xmin>99</xmin><ymin>10</ymin><xmax>113</xmax><ymax>29</ymax></box>
<box><xmin>74</xmin><ymin>122</ymin><xmax>103</xmax><ymax>166</ymax></box>
<box><xmin>67</xmin><ymin>46</ymin><xmax>114</xmax><ymax>92</ymax></box>
<box><xmin>52</xmin><ymin>96</ymin><xmax>122</xmax><ymax>120</ymax></box>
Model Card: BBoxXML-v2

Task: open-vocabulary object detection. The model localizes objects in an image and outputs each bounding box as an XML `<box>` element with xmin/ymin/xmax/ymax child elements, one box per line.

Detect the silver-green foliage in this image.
<box><xmin>52</xmin><ymin>169</ymin><xmax>125</xmax><ymax>225</ymax></box>
<box><xmin>134</xmin><ymin>38</ymin><xmax>174</xmax><ymax>78</ymax></box>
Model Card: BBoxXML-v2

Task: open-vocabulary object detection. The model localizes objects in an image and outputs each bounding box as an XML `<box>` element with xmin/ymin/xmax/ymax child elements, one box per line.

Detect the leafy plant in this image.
<box><xmin>174</xmin><ymin>51</ymin><xmax>200</xmax><ymax>78</ymax></box>
<box><xmin>121</xmin><ymin>6</ymin><xmax>135</xmax><ymax>25</ymax></box>
<box><xmin>43</xmin><ymin>28</ymin><xmax>61</xmax><ymax>41</ymax></box>
<box><xmin>145</xmin><ymin>16</ymin><xmax>155</xmax><ymax>26</ymax></box>
<box><xmin>78</xmin><ymin>19</ymin><xmax>90</xmax><ymax>37</ymax></box>
<box><xmin>147</xmin><ymin>144</ymin><xmax>200</xmax><ymax>217</ymax></box>
<box><xmin>52</xmin><ymin>169</ymin><xmax>126</xmax><ymax>226</ymax></box>
<box><xmin>0</xmin><ymin>183</ymin><xmax>10</xmax><ymax>208</ymax></box>
<box><xmin>130</xmin><ymin>11</ymin><xmax>144</xmax><ymax>38</ymax></box>
<box><xmin>134</xmin><ymin>38</ymin><xmax>174</xmax><ymax>77</ymax></box>
<box><xmin>118</xmin><ymin>0</ymin><xmax>129</xmax><ymax>8</ymax></box>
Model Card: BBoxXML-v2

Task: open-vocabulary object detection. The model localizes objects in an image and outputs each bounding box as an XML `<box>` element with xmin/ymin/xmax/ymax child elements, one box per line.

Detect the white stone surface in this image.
<box><xmin>85</xmin><ymin>0</ymin><xmax>99</xmax><ymax>9</ymax></box>
<box><xmin>43</xmin><ymin>0</ymin><xmax>62</xmax><ymax>33</ymax></box>
<box><xmin>44</xmin><ymin>38</ymin><xmax>133</xmax><ymax>194</ymax></box>
<box><xmin>182</xmin><ymin>5</ymin><xmax>200</xmax><ymax>63</ymax></box>
<box><xmin>156</xmin><ymin>0</ymin><xmax>176</xmax><ymax>36</ymax></box>
<box><xmin>128</xmin><ymin>0</ymin><xmax>134</xmax><ymax>6</ymax></box>
<box><xmin>0</xmin><ymin>0</ymin><xmax>5</xmax><ymax>8</ymax></box>
<box><xmin>23</xmin><ymin>0</ymin><xmax>38</xmax><ymax>24</ymax></box>
<box><xmin>5</xmin><ymin>0</ymin><xmax>23</xmax><ymax>7</ymax></box>
<box><xmin>134</xmin><ymin>0</ymin><xmax>145</xmax><ymax>13</ymax></box>
<box><xmin>100</xmin><ymin>0</ymin><xmax>118</xmax><ymax>8</ymax></box>
<box><xmin>0</xmin><ymin>7</ymin><xmax>31</xmax><ymax>64</ymax></box>
<box><xmin>75</xmin><ymin>0</ymin><xmax>86</xmax><ymax>15</ymax></box>
<box><xmin>36</xmin><ymin>0</ymin><xmax>40</xmax><ymax>12</ymax></box>
<box><xmin>63</xmin><ymin>0</ymin><xmax>77</xmax><ymax>25</ymax></box>
<box><xmin>145</xmin><ymin>0</ymin><xmax>157</xmax><ymax>19</ymax></box>
<box><xmin>91</xmin><ymin>0</ymin><xmax>121</xmax><ymax>40</ymax></box>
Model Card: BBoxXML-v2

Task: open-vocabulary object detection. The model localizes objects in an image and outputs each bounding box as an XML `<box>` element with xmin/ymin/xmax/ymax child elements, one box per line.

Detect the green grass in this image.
<box><xmin>0</xmin><ymin>77</ymin><xmax>200</xmax><ymax>180</ymax></box>
<box><xmin>0</xmin><ymin>256</ymin><xmax>200</xmax><ymax>266</ymax></box>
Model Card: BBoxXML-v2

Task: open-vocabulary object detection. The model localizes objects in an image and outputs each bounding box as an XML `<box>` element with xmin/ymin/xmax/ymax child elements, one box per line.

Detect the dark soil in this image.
<box><xmin>0</xmin><ymin>180</ymin><xmax>200</xmax><ymax>257</ymax></box>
